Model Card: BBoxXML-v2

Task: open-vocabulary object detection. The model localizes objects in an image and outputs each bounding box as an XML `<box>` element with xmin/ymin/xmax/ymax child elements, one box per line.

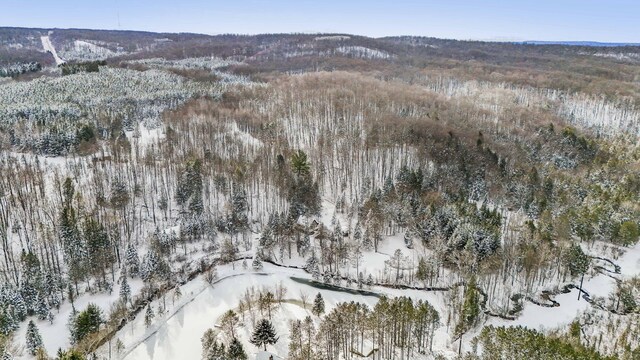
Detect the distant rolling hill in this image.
<box><xmin>1</xmin><ymin>27</ymin><xmax>640</xmax><ymax>104</ymax></box>
<box><xmin>522</xmin><ymin>40</ymin><xmax>640</xmax><ymax>47</ymax></box>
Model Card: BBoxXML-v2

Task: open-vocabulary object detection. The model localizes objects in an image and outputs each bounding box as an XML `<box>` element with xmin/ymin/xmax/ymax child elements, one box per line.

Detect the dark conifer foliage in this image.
<box><xmin>250</xmin><ymin>319</ymin><xmax>279</xmax><ymax>351</ymax></box>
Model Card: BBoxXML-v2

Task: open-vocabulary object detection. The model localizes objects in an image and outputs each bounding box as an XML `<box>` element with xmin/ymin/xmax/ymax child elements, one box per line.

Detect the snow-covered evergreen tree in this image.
<box><xmin>35</xmin><ymin>296</ymin><xmax>49</xmax><ymax>321</ymax></box>
<box><xmin>227</xmin><ymin>338</ymin><xmax>247</xmax><ymax>360</ymax></box>
<box><xmin>125</xmin><ymin>243</ymin><xmax>140</xmax><ymax>277</ymax></box>
<box><xmin>119</xmin><ymin>276</ymin><xmax>131</xmax><ymax>305</ymax></box>
<box><xmin>19</xmin><ymin>283</ymin><xmax>38</xmax><ymax>316</ymax></box>
<box><xmin>250</xmin><ymin>319</ymin><xmax>279</xmax><ymax>351</ymax></box>
<box><xmin>366</xmin><ymin>274</ymin><xmax>374</xmax><ymax>287</ymax></box>
<box><xmin>25</xmin><ymin>320</ymin><xmax>43</xmax><ymax>355</ymax></box>
<box><xmin>144</xmin><ymin>305</ymin><xmax>155</xmax><ymax>328</ymax></box>
<box><xmin>358</xmin><ymin>272</ymin><xmax>365</xmax><ymax>289</ymax></box>
<box><xmin>322</xmin><ymin>272</ymin><xmax>332</xmax><ymax>284</ymax></box>
<box><xmin>0</xmin><ymin>310</ymin><xmax>18</xmax><ymax>335</ymax></box>
<box><xmin>353</xmin><ymin>223</ymin><xmax>362</xmax><ymax>243</ymax></box>
<box><xmin>220</xmin><ymin>238</ymin><xmax>239</xmax><ymax>268</ymax></box>
<box><xmin>202</xmin><ymin>328</ymin><xmax>226</xmax><ymax>360</ymax></box>
<box><xmin>43</xmin><ymin>272</ymin><xmax>61</xmax><ymax>310</ymax></box>
<box><xmin>305</xmin><ymin>251</ymin><xmax>318</xmax><ymax>273</ymax></box>
<box><xmin>140</xmin><ymin>250</ymin><xmax>169</xmax><ymax>282</ymax></box>
<box><xmin>311</xmin><ymin>266</ymin><xmax>321</xmax><ymax>281</ymax></box>
<box><xmin>312</xmin><ymin>293</ymin><xmax>325</xmax><ymax>317</ymax></box>
<box><xmin>252</xmin><ymin>255</ymin><xmax>263</xmax><ymax>271</ymax></box>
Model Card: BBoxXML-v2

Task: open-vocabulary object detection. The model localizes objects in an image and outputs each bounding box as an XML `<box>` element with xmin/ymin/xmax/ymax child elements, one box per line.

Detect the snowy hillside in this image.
<box><xmin>1</xmin><ymin>28</ymin><xmax>640</xmax><ymax>360</ymax></box>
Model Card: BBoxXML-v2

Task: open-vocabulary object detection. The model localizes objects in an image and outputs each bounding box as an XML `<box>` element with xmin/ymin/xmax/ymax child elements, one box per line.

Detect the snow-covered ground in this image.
<box><xmin>127</xmin><ymin>123</ymin><xmax>166</xmax><ymax>151</ymax></box>
<box><xmin>40</xmin><ymin>34</ymin><xmax>65</xmax><ymax>65</ymax></box>
<box><xmin>3</xmin><ymin>61</ymin><xmax>640</xmax><ymax>360</ymax></box>
<box><xmin>478</xmin><ymin>240</ymin><xmax>640</xmax><ymax>349</ymax></box>
<box><xmin>58</xmin><ymin>40</ymin><xmax>127</xmax><ymax>61</ymax></box>
<box><xmin>5</xmin><ymin>140</ymin><xmax>638</xmax><ymax>360</ymax></box>
<box><xmin>12</xmin><ymin>207</ymin><xmax>639</xmax><ymax>360</ymax></box>
<box><xmin>314</xmin><ymin>35</ymin><xmax>351</xmax><ymax>41</ymax></box>
<box><xmin>100</xmin><ymin>263</ymin><xmax>455</xmax><ymax>360</ymax></box>
<box><xmin>14</xmin><ymin>277</ymin><xmax>144</xmax><ymax>357</ymax></box>
<box><xmin>335</xmin><ymin>46</ymin><xmax>392</xmax><ymax>60</ymax></box>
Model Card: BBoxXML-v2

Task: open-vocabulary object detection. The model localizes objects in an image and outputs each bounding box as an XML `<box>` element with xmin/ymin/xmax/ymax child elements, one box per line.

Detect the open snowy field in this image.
<box><xmin>111</xmin><ymin>239</ymin><xmax>640</xmax><ymax>359</ymax></box>
<box><xmin>99</xmin><ymin>263</ymin><xmax>455</xmax><ymax>360</ymax></box>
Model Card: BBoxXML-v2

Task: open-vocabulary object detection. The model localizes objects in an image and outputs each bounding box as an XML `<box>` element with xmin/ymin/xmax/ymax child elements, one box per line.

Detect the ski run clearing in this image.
<box><xmin>40</xmin><ymin>34</ymin><xmax>65</xmax><ymax>66</ymax></box>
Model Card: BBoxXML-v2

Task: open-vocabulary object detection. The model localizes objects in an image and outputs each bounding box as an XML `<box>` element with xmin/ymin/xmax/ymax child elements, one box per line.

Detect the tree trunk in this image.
<box><xmin>577</xmin><ymin>273</ymin><xmax>584</xmax><ymax>301</ymax></box>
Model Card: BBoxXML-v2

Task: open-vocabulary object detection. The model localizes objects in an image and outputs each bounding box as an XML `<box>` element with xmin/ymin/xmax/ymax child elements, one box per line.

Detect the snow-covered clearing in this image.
<box><xmin>314</xmin><ymin>35</ymin><xmax>351</xmax><ymax>41</ymax></box>
<box><xmin>14</xmin><ymin>277</ymin><xmax>145</xmax><ymax>357</ymax></box>
<box><xmin>126</xmin><ymin>123</ymin><xmax>166</xmax><ymax>152</ymax></box>
<box><xmin>335</xmin><ymin>46</ymin><xmax>392</xmax><ymax>60</ymax></box>
<box><xmin>588</xmin><ymin>52</ymin><xmax>640</xmax><ymax>62</ymax></box>
<box><xmin>478</xmin><ymin>240</ymin><xmax>640</xmax><ymax>347</ymax></box>
<box><xmin>59</xmin><ymin>40</ymin><xmax>127</xmax><ymax>61</ymax></box>
<box><xmin>101</xmin><ymin>263</ymin><xmax>454</xmax><ymax>360</ymax></box>
<box><xmin>40</xmin><ymin>35</ymin><xmax>65</xmax><ymax>66</ymax></box>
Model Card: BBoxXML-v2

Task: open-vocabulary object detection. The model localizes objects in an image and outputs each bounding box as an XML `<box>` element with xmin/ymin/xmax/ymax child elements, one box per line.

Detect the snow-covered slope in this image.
<box><xmin>58</xmin><ymin>40</ymin><xmax>126</xmax><ymax>61</ymax></box>
<box><xmin>40</xmin><ymin>34</ymin><xmax>65</xmax><ymax>65</ymax></box>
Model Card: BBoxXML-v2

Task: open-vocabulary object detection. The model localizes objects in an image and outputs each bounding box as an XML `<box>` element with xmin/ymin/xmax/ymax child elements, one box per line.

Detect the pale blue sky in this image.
<box><xmin>1</xmin><ymin>0</ymin><xmax>638</xmax><ymax>42</ymax></box>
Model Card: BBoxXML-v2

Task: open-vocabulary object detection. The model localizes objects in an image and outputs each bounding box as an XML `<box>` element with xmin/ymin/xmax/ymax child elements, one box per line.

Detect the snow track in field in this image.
<box><xmin>116</xmin><ymin>272</ymin><xmax>253</xmax><ymax>360</ymax></box>
<box><xmin>40</xmin><ymin>34</ymin><xmax>65</xmax><ymax>65</ymax></box>
<box><xmin>111</xmin><ymin>265</ymin><xmax>452</xmax><ymax>360</ymax></box>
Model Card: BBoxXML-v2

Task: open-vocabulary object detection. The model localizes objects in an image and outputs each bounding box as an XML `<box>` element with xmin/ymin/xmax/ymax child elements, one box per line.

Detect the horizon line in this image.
<box><xmin>1</xmin><ymin>26</ymin><xmax>639</xmax><ymax>46</ymax></box>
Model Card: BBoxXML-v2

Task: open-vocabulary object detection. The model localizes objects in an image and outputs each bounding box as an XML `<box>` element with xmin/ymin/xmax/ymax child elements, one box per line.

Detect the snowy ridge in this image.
<box><xmin>314</xmin><ymin>35</ymin><xmax>351</xmax><ymax>41</ymax></box>
<box><xmin>587</xmin><ymin>52</ymin><xmax>640</xmax><ymax>62</ymax></box>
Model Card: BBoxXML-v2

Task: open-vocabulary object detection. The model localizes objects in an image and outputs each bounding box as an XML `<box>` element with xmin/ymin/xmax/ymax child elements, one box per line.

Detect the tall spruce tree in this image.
<box><xmin>59</xmin><ymin>178</ymin><xmax>86</xmax><ymax>292</ymax></box>
<box><xmin>250</xmin><ymin>319</ymin><xmax>279</xmax><ymax>351</ymax></box>
<box><xmin>312</xmin><ymin>293</ymin><xmax>325</xmax><ymax>317</ymax></box>
<box><xmin>71</xmin><ymin>303</ymin><xmax>103</xmax><ymax>344</ymax></box>
<box><xmin>119</xmin><ymin>276</ymin><xmax>131</xmax><ymax>305</ymax></box>
<box><xmin>125</xmin><ymin>243</ymin><xmax>140</xmax><ymax>276</ymax></box>
<box><xmin>416</xmin><ymin>257</ymin><xmax>429</xmax><ymax>284</ymax></box>
<box><xmin>25</xmin><ymin>320</ymin><xmax>43</xmax><ymax>355</ymax></box>
<box><xmin>227</xmin><ymin>338</ymin><xmax>247</xmax><ymax>360</ymax></box>
<box><xmin>252</xmin><ymin>254</ymin><xmax>263</xmax><ymax>271</ymax></box>
<box><xmin>456</xmin><ymin>276</ymin><xmax>480</xmax><ymax>337</ymax></box>
<box><xmin>84</xmin><ymin>217</ymin><xmax>114</xmax><ymax>284</ymax></box>
<box><xmin>564</xmin><ymin>243</ymin><xmax>591</xmax><ymax>300</ymax></box>
<box><xmin>144</xmin><ymin>305</ymin><xmax>155</xmax><ymax>328</ymax></box>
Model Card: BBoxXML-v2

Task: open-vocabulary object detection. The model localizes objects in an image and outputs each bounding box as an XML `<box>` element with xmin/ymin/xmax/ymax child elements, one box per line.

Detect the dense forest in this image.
<box><xmin>0</xmin><ymin>27</ymin><xmax>640</xmax><ymax>360</ymax></box>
